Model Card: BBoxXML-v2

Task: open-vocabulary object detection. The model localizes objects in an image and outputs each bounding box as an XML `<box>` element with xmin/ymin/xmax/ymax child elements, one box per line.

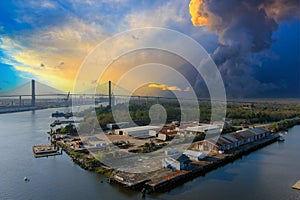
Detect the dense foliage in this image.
<box><xmin>266</xmin><ymin>118</ymin><xmax>300</xmax><ymax>132</ymax></box>
<box><xmin>221</xmin><ymin>126</ymin><xmax>241</xmax><ymax>134</ymax></box>
<box><xmin>226</xmin><ymin>103</ymin><xmax>300</xmax><ymax>125</ymax></box>
<box><xmin>77</xmin><ymin>101</ymin><xmax>300</xmax><ymax>133</ymax></box>
<box><xmin>59</xmin><ymin>123</ymin><xmax>77</xmax><ymax>135</ymax></box>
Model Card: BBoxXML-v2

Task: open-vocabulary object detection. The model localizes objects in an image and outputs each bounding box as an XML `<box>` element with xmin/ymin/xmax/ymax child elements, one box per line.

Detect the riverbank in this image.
<box><xmin>266</xmin><ymin>117</ymin><xmax>300</xmax><ymax>133</ymax></box>
<box><xmin>0</xmin><ymin>106</ymin><xmax>38</xmax><ymax>114</ymax></box>
<box><xmin>0</xmin><ymin>105</ymin><xmax>65</xmax><ymax>114</ymax></box>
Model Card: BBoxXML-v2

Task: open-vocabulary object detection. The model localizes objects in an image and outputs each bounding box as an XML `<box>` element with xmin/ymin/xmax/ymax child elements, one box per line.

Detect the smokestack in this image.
<box><xmin>108</xmin><ymin>80</ymin><xmax>112</xmax><ymax>107</ymax></box>
<box><xmin>31</xmin><ymin>79</ymin><xmax>35</xmax><ymax>107</ymax></box>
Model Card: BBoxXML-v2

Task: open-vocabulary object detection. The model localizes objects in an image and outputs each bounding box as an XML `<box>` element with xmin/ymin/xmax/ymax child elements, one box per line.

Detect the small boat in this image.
<box><xmin>63</xmin><ymin>112</ymin><xmax>73</xmax><ymax>118</ymax></box>
<box><xmin>52</xmin><ymin>111</ymin><xmax>73</xmax><ymax>118</ymax></box>
<box><xmin>50</xmin><ymin>120</ymin><xmax>61</xmax><ymax>127</ymax></box>
<box><xmin>278</xmin><ymin>136</ymin><xmax>285</xmax><ymax>142</ymax></box>
<box><xmin>279</xmin><ymin>131</ymin><xmax>288</xmax><ymax>136</ymax></box>
<box><xmin>24</xmin><ymin>177</ymin><xmax>30</xmax><ymax>182</ymax></box>
<box><xmin>52</xmin><ymin>111</ymin><xmax>64</xmax><ymax>118</ymax></box>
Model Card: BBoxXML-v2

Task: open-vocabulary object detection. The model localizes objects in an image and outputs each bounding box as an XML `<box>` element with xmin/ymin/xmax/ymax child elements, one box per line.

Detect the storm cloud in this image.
<box><xmin>189</xmin><ymin>0</ymin><xmax>300</xmax><ymax>97</ymax></box>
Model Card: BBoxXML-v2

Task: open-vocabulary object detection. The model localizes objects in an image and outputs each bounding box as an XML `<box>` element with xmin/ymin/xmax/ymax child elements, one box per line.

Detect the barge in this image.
<box><xmin>32</xmin><ymin>144</ymin><xmax>62</xmax><ymax>158</ymax></box>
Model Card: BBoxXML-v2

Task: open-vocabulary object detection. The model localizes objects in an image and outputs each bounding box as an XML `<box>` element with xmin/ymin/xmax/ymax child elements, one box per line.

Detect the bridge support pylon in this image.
<box><xmin>31</xmin><ymin>80</ymin><xmax>35</xmax><ymax>107</ymax></box>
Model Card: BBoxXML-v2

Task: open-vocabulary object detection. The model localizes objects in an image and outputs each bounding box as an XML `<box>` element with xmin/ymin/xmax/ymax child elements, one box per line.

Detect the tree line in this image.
<box><xmin>74</xmin><ymin>101</ymin><xmax>300</xmax><ymax>134</ymax></box>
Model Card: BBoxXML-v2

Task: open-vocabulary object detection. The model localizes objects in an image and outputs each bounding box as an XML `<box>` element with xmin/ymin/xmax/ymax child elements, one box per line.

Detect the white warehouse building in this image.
<box><xmin>114</xmin><ymin>125</ymin><xmax>160</xmax><ymax>138</ymax></box>
<box><xmin>185</xmin><ymin>125</ymin><xmax>222</xmax><ymax>135</ymax></box>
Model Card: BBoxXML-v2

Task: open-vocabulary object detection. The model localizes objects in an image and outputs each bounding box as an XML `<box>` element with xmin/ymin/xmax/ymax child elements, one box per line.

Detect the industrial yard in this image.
<box><xmin>50</xmin><ymin>118</ymin><xmax>281</xmax><ymax>193</ymax></box>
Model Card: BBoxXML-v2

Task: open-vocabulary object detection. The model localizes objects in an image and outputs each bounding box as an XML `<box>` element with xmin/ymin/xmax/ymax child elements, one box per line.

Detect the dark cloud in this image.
<box><xmin>190</xmin><ymin>0</ymin><xmax>300</xmax><ymax>97</ymax></box>
<box><xmin>262</xmin><ymin>0</ymin><xmax>300</xmax><ymax>23</ymax></box>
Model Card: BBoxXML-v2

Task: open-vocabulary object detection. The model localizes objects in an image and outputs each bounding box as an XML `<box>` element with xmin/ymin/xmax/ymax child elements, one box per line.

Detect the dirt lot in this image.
<box><xmin>80</xmin><ymin>133</ymin><xmax>154</xmax><ymax>149</ymax></box>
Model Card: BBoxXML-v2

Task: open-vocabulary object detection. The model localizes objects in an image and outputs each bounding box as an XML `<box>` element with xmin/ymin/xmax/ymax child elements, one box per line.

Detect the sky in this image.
<box><xmin>0</xmin><ymin>0</ymin><xmax>299</xmax><ymax>98</ymax></box>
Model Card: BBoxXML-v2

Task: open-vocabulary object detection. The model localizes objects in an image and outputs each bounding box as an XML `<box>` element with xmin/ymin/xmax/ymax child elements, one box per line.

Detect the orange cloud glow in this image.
<box><xmin>0</xmin><ymin>18</ymin><xmax>104</xmax><ymax>92</ymax></box>
<box><xmin>189</xmin><ymin>0</ymin><xmax>210</xmax><ymax>26</ymax></box>
<box><xmin>148</xmin><ymin>83</ymin><xmax>182</xmax><ymax>91</ymax></box>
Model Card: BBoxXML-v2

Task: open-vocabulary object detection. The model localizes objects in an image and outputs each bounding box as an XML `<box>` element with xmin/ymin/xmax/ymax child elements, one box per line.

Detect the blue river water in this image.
<box><xmin>0</xmin><ymin>107</ymin><xmax>299</xmax><ymax>200</ymax></box>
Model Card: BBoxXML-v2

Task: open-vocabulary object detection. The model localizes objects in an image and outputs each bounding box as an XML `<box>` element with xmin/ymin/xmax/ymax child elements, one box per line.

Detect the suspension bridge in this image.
<box><xmin>0</xmin><ymin>80</ymin><xmax>185</xmax><ymax>113</ymax></box>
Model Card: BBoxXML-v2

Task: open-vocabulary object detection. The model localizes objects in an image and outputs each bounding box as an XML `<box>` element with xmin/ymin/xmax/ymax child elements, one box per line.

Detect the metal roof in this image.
<box><xmin>185</xmin><ymin>125</ymin><xmax>221</xmax><ymax>132</ymax></box>
<box><xmin>222</xmin><ymin>134</ymin><xmax>238</xmax><ymax>142</ymax></box>
<box><xmin>239</xmin><ymin>130</ymin><xmax>256</xmax><ymax>138</ymax></box>
<box><xmin>248</xmin><ymin>127</ymin><xmax>269</xmax><ymax>135</ymax></box>
<box><xmin>119</xmin><ymin>125</ymin><xmax>160</xmax><ymax>132</ymax></box>
<box><xmin>183</xmin><ymin>150</ymin><xmax>206</xmax><ymax>157</ymax></box>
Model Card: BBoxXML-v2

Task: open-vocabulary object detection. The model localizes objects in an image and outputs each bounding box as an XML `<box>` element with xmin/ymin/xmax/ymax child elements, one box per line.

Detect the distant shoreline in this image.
<box><xmin>0</xmin><ymin>106</ymin><xmax>39</xmax><ymax>114</ymax></box>
<box><xmin>226</xmin><ymin>98</ymin><xmax>300</xmax><ymax>104</ymax></box>
<box><xmin>0</xmin><ymin>105</ymin><xmax>64</xmax><ymax>114</ymax></box>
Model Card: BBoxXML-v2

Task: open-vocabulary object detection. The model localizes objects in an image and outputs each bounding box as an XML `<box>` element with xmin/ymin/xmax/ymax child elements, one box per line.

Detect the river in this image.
<box><xmin>0</xmin><ymin>107</ymin><xmax>299</xmax><ymax>200</ymax></box>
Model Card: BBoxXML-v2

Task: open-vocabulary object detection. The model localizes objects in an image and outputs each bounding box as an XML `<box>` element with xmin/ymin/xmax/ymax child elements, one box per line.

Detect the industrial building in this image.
<box><xmin>194</xmin><ymin>127</ymin><xmax>271</xmax><ymax>153</ymax></box>
<box><xmin>183</xmin><ymin>150</ymin><xmax>206</xmax><ymax>161</ymax></box>
<box><xmin>158</xmin><ymin>133</ymin><xmax>167</xmax><ymax>141</ymax></box>
<box><xmin>185</xmin><ymin>125</ymin><xmax>222</xmax><ymax>135</ymax></box>
<box><xmin>163</xmin><ymin>154</ymin><xmax>191</xmax><ymax>170</ymax></box>
<box><xmin>149</xmin><ymin>124</ymin><xmax>180</xmax><ymax>141</ymax></box>
<box><xmin>248</xmin><ymin>127</ymin><xmax>271</xmax><ymax>140</ymax></box>
<box><xmin>106</xmin><ymin>122</ymin><xmax>129</xmax><ymax>130</ymax></box>
<box><xmin>162</xmin><ymin>149</ymin><xmax>206</xmax><ymax>170</ymax></box>
<box><xmin>114</xmin><ymin>125</ymin><xmax>160</xmax><ymax>139</ymax></box>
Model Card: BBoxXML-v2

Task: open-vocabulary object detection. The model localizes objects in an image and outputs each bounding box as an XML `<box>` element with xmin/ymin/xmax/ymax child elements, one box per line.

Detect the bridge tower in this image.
<box><xmin>108</xmin><ymin>80</ymin><xmax>112</xmax><ymax>107</ymax></box>
<box><xmin>31</xmin><ymin>79</ymin><xmax>35</xmax><ymax>107</ymax></box>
